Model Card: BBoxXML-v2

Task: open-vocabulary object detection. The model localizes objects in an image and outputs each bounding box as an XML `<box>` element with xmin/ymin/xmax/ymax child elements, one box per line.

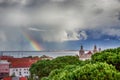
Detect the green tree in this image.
<box><xmin>42</xmin><ymin>62</ymin><xmax>120</xmax><ymax>80</ymax></box>
<box><xmin>30</xmin><ymin>56</ymin><xmax>82</xmax><ymax>79</ymax></box>
<box><xmin>92</xmin><ymin>47</ymin><xmax>120</xmax><ymax>71</ymax></box>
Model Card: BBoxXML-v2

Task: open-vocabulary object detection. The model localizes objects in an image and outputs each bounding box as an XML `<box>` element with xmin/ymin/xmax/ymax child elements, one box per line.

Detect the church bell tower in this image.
<box><xmin>79</xmin><ymin>45</ymin><xmax>85</xmax><ymax>56</ymax></box>
<box><xmin>93</xmin><ymin>45</ymin><xmax>97</xmax><ymax>53</ymax></box>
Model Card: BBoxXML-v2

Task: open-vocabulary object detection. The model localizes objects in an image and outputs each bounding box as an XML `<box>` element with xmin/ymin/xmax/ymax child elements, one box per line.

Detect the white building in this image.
<box><xmin>9</xmin><ymin>63</ymin><xmax>31</xmax><ymax>77</ymax></box>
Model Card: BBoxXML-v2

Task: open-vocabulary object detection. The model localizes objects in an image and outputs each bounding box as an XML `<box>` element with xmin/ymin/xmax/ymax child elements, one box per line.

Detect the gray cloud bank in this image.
<box><xmin>0</xmin><ymin>0</ymin><xmax>120</xmax><ymax>50</ymax></box>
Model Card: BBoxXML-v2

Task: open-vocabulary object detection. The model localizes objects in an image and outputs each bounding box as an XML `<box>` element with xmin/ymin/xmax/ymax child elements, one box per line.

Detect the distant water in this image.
<box><xmin>1</xmin><ymin>51</ymin><xmax>79</xmax><ymax>58</ymax></box>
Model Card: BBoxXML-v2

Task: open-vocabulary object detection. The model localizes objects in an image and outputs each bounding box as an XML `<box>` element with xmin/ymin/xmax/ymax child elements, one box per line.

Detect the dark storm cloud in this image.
<box><xmin>0</xmin><ymin>0</ymin><xmax>120</xmax><ymax>50</ymax></box>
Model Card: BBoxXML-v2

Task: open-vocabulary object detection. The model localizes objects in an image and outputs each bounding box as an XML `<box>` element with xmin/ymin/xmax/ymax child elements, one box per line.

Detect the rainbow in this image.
<box><xmin>23</xmin><ymin>32</ymin><xmax>43</xmax><ymax>51</ymax></box>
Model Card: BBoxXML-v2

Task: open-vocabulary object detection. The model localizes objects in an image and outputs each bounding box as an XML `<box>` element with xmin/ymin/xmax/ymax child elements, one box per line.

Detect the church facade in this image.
<box><xmin>79</xmin><ymin>45</ymin><xmax>101</xmax><ymax>60</ymax></box>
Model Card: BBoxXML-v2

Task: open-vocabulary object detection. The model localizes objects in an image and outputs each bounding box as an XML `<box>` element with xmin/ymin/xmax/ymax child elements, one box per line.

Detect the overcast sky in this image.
<box><xmin>0</xmin><ymin>0</ymin><xmax>120</xmax><ymax>51</ymax></box>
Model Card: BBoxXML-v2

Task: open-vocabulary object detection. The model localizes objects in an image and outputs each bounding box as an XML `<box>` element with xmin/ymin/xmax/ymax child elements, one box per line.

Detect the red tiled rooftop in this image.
<box><xmin>10</xmin><ymin>62</ymin><xmax>33</xmax><ymax>68</ymax></box>
<box><xmin>20</xmin><ymin>77</ymin><xmax>27</xmax><ymax>80</ymax></box>
<box><xmin>0</xmin><ymin>56</ymin><xmax>14</xmax><ymax>60</ymax></box>
<box><xmin>87</xmin><ymin>51</ymin><xmax>92</xmax><ymax>54</ymax></box>
<box><xmin>0</xmin><ymin>56</ymin><xmax>40</xmax><ymax>62</ymax></box>
<box><xmin>3</xmin><ymin>77</ymin><xmax>12</xmax><ymax>80</ymax></box>
<box><xmin>3</xmin><ymin>77</ymin><xmax>27</xmax><ymax>80</ymax></box>
<box><xmin>0</xmin><ymin>56</ymin><xmax>41</xmax><ymax>68</ymax></box>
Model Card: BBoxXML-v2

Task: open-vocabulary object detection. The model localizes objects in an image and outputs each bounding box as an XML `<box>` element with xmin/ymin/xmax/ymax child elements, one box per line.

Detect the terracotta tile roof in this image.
<box><xmin>0</xmin><ymin>56</ymin><xmax>13</xmax><ymax>60</ymax></box>
<box><xmin>0</xmin><ymin>56</ymin><xmax>40</xmax><ymax>68</ymax></box>
<box><xmin>3</xmin><ymin>77</ymin><xmax>27</xmax><ymax>80</ymax></box>
<box><xmin>10</xmin><ymin>62</ymin><xmax>33</xmax><ymax>68</ymax></box>
<box><xmin>20</xmin><ymin>77</ymin><xmax>27</xmax><ymax>80</ymax></box>
<box><xmin>87</xmin><ymin>51</ymin><xmax>92</xmax><ymax>54</ymax></box>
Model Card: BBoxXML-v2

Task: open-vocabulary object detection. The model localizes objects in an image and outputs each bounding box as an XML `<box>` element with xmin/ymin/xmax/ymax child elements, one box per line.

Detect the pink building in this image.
<box><xmin>0</xmin><ymin>60</ymin><xmax>10</xmax><ymax>79</ymax></box>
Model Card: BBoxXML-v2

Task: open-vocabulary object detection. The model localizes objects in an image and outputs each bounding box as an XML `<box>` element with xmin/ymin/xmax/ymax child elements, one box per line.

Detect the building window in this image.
<box><xmin>16</xmin><ymin>69</ymin><xmax>18</xmax><ymax>71</ymax></box>
<box><xmin>19</xmin><ymin>72</ymin><xmax>21</xmax><ymax>76</ymax></box>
